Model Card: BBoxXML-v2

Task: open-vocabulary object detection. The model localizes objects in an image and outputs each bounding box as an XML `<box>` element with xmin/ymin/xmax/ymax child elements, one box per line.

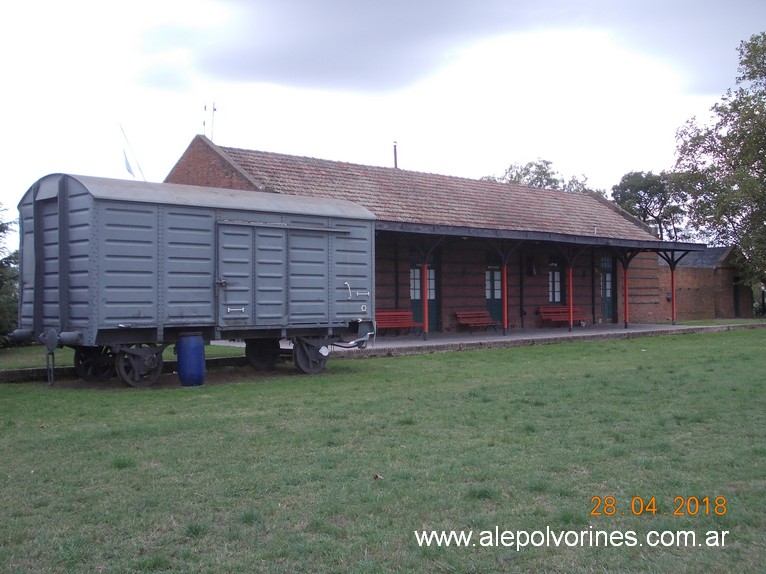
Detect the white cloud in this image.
<box><xmin>0</xmin><ymin>0</ymin><xmax>757</xmax><ymax>252</ymax></box>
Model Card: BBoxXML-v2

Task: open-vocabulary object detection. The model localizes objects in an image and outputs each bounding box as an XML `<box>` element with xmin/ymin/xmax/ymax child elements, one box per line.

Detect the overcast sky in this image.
<box><xmin>2</xmin><ymin>0</ymin><xmax>764</xmax><ymax>247</ymax></box>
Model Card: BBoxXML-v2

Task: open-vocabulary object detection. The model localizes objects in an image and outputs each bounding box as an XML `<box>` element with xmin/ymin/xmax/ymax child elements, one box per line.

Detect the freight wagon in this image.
<box><xmin>12</xmin><ymin>174</ymin><xmax>376</xmax><ymax>386</ymax></box>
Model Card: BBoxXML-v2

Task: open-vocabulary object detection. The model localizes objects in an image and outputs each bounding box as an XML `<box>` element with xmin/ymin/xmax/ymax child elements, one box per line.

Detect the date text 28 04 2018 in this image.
<box><xmin>590</xmin><ymin>495</ymin><xmax>727</xmax><ymax>517</ymax></box>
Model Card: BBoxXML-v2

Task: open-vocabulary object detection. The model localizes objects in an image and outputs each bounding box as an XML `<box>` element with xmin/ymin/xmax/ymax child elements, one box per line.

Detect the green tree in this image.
<box><xmin>0</xmin><ymin>208</ymin><xmax>18</xmax><ymax>345</ymax></box>
<box><xmin>676</xmin><ymin>32</ymin><xmax>766</xmax><ymax>282</ymax></box>
<box><xmin>611</xmin><ymin>171</ymin><xmax>689</xmax><ymax>241</ymax></box>
<box><xmin>496</xmin><ymin>159</ymin><xmax>562</xmax><ymax>189</ymax></box>
<box><xmin>486</xmin><ymin>159</ymin><xmax>603</xmax><ymax>195</ymax></box>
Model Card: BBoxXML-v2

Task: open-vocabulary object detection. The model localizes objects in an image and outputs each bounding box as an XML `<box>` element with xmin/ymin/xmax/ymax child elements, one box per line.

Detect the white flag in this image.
<box><xmin>123</xmin><ymin>149</ymin><xmax>135</xmax><ymax>177</ymax></box>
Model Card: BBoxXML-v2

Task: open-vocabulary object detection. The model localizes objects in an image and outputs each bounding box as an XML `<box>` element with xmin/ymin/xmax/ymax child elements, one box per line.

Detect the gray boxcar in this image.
<box><xmin>13</xmin><ymin>174</ymin><xmax>376</xmax><ymax>385</ymax></box>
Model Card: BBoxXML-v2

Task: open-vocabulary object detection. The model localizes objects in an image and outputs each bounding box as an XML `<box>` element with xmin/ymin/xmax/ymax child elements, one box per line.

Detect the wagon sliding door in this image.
<box><xmin>286</xmin><ymin>229</ymin><xmax>330</xmax><ymax>324</ymax></box>
<box><xmin>217</xmin><ymin>220</ymin><xmax>366</xmax><ymax>332</ymax></box>
<box><xmin>216</xmin><ymin>223</ymin><xmax>288</xmax><ymax>329</ymax></box>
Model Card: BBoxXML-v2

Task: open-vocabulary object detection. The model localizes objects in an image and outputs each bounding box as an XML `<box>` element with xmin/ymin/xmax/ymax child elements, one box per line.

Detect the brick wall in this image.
<box><xmin>658</xmin><ymin>262</ymin><xmax>754</xmax><ymax>319</ymax></box>
<box><xmin>389</xmin><ymin>244</ymin><xmax>755</xmax><ymax>325</ymax></box>
<box><xmin>658</xmin><ymin>266</ymin><xmax>714</xmax><ymax>320</ymax></box>
<box><xmin>165</xmin><ymin>137</ymin><xmax>256</xmax><ymax>191</ymax></box>
<box><xmin>374</xmin><ymin>237</ymin><xmax>412</xmax><ymax>310</ymax></box>
<box><xmin>617</xmin><ymin>252</ymin><xmax>661</xmax><ymax>324</ymax></box>
<box><xmin>374</xmin><ymin>233</ymin><xmax>658</xmax><ymax>330</ymax></box>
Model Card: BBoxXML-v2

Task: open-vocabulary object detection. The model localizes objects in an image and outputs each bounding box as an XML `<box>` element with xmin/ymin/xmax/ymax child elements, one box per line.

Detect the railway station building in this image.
<box><xmin>166</xmin><ymin>135</ymin><xmax>708</xmax><ymax>336</ymax></box>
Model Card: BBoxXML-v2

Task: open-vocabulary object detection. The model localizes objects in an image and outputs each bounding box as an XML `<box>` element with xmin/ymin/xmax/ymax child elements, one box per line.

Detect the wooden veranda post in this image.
<box><xmin>554</xmin><ymin>245</ymin><xmax>587</xmax><ymax>333</ymax></box>
<box><xmin>421</xmin><ymin>261</ymin><xmax>429</xmax><ymax>340</ymax></box>
<box><xmin>670</xmin><ymin>266</ymin><xmax>677</xmax><ymax>325</ymax></box>
<box><xmin>501</xmin><ymin>261</ymin><xmax>509</xmax><ymax>335</ymax></box>
<box><xmin>657</xmin><ymin>250</ymin><xmax>690</xmax><ymax>326</ymax></box>
<box><xmin>567</xmin><ymin>264</ymin><xmax>574</xmax><ymax>332</ymax></box>
<box><xmin>488</xmin><ymin>239</ymin><xmax>522</xmax><ymax>336</ymax></box>
<box><xmin>412</xmin><ymin>235</ymin><xmax>444</xmax><ymax>341</ymax></box>
<box><xmin>622</xmin><ymin>265</ymin><xmax>630</xmax><ymax>329</ymax></box>
<box><xmin>615</xmin><ymin>249</ymin><xmax>641</xmax><ymax>330</ymax></box>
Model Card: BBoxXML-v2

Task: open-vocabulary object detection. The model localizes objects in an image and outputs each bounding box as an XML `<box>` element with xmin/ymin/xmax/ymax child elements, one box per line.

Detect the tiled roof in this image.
<box><xmin>220</xmin><ymin>144</ymin><xmax>659</xmax><ymax>243</ymax></box>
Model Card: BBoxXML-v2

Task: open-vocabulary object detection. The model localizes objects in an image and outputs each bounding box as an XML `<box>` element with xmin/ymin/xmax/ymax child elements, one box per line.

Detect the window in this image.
<box><xmin>548</xmin><ymin>259</ymin><xmax>563</xmax><ymax>303</ymax></box>
<box><xmin>410</xmin><ymin>267</ymin><xmax>421</xmax><ymax>300</ymax></box>
<box><xmin>410</xmin><ymin>267</ymin><xmax>435</xmax><ymax>301</ymax></box>
<box><xmin>600</xmin><ymin>256</ymin><xmax>615</xmax><ymax>320</ymax></box>
<box><xmin>486</xmin><ymin>267</ymin><xmax>502</xmax><ymax>300</ymax></box>
<box><xmin>600</xmin><ymin>256</ymin><xmax>613</xmax><ymax>295</ymax></box>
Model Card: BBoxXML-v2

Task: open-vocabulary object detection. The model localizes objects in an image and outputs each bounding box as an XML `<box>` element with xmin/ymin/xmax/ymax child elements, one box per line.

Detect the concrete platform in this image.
<box><xmin>350</xmin><ymin>322</ymin><xmax>766</xmax><ymax>359</ymax></box>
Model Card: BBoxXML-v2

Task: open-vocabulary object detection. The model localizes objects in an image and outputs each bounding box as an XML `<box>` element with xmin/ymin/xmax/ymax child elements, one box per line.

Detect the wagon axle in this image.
<box><xmin>113</xmin><ymin>343</ymin><xmax>167</xmax><ymax>387</ymax></box>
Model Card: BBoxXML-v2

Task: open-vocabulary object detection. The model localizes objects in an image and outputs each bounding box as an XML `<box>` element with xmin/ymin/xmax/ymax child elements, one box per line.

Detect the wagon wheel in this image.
<box><xmin>73</xmin><ymin>345</ymin><xmax>116</xmax><ymax>382</ymax></box>
<box><xmin>293</xmin><ymin>339</ymin><xmax>328</xmax><ymax>374</ymax></box>
<box><xmin>115</xmin><ymin>344</ymin><xmax>164</xmax><ymax>387</ymax></box>
<box><xmin>245</xmin><ymin>339</ymin><xmax>281</xmax><ymax>371</ymax></box>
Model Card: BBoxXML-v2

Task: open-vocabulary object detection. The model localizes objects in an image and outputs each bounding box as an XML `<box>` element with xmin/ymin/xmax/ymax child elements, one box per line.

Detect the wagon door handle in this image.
<box><xmin>215</xmin><ymin>278</ymin><xmax>228</xmax><ymax>288</ymax></box>
<box><xmin>344</xmin><ymin>282</ymin><xmax>352</xmax><ymax>299</ymax></box>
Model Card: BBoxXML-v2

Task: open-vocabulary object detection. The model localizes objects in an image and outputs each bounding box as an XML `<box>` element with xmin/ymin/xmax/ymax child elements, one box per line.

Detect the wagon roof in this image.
<box><xmin>24</xmin><ymin>174</ymin><xmax>376</xmax><ymax>221</ymax></box>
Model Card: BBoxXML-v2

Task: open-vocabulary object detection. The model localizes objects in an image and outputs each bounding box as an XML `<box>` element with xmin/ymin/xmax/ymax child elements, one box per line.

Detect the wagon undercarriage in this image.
<box><xmin>65</xmin><ymin>332</ymin><xmax>362</xmax><ymax>387</ymax></box>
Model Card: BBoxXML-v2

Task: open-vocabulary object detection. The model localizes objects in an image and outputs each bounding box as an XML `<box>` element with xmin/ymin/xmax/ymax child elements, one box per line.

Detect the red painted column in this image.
<box><xmin>671</xmin><ymin>266</ymin><xmax>677</xmax><ymax>325</ymax></box>
<box><xmin>623</xmin><ymin>265</ymin><xmax>630</xmax><ymax>328</ymax></box>
<box><xmin>567</xmin><ymin>265</ymin><xmax>574</xmax><ymax>332</ymax></box>
<box><xmin>421</xmin><ymin>262</ymin><xmax>429</xmax><ymax>340</ymax></box>
<box><xmin>501</xmin><ymin>262</ymin><xmax>509</xmax><ymax>335</ymax></box>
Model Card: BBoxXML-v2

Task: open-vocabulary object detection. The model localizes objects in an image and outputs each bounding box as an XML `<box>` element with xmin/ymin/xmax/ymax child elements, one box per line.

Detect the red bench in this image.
<box><xmin>455</xmin><ymin>310</ymin><xmax>500</xmax><ymax>333</ymax></box>
<box><xmin>375</xmin><ymin>309</ymin><xmax>423</xmax><ymax>336</ymax></box>
<box><xmin>538</xmin><ymin>305</ymin><xmax>589</xmax><ymax>326</ymax></box>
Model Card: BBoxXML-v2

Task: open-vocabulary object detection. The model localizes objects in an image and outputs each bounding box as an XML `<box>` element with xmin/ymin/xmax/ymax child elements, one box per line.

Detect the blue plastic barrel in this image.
<box><xmin>176</xmin><ymin>333</ymin><xmax>206</xmax><ymax>387</ymax></box>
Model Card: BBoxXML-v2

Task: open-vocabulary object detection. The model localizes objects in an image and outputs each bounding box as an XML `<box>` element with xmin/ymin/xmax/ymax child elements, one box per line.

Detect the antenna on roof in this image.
<box><xmin>393</xmin><ymin>141</ymin><xmax>398</xmax><ymax>169</ymax></box>
<box><xmin>211</xmin><ymin>101</ymin><xmax>217</xmax><ymax>141</ymax></box>
<box><xmin>203</xmin><ymin>102</ymin><xmax>217</xmax><ymax>141</ymax></box>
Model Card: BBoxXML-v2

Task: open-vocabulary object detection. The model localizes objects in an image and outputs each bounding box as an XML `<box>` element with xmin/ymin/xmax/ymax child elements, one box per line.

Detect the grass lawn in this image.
<box><xmin>0</xmin><ymin>329</ymin><xmax>764</xmax><ymax>573</ymax></box>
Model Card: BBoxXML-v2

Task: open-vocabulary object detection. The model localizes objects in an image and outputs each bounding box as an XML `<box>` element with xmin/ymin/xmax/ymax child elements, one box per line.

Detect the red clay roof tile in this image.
<box><xmin>220</xmin><ymin>144</ymin><xmax>659</xmax><ymax>242</ymax></box>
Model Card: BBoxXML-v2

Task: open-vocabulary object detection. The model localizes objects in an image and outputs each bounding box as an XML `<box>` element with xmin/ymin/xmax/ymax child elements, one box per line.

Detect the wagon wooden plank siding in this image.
<box><xmin>13</xmin><ymin>174</ymin><xmax>376</xmax><ymax>385</ymax></box>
